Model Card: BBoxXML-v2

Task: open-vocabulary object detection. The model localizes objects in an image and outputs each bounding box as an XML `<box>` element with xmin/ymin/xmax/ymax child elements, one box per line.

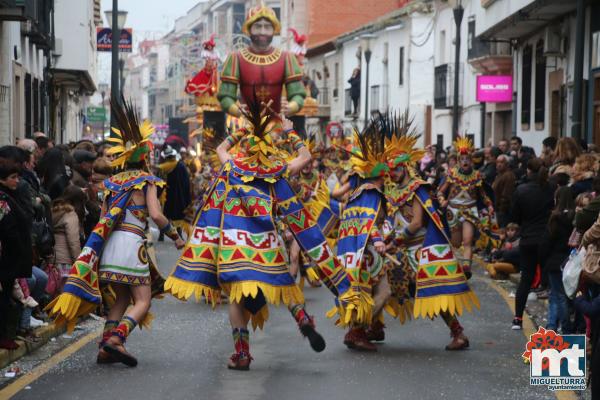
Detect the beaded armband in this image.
<box><xmin>160</xmin><ymin>221</ymin><xmax>180</xmax><ymax>242</ymax></box>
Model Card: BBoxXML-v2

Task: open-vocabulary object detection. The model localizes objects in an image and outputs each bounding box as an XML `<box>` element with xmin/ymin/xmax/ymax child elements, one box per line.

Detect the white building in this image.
<box><xmin>0</xmin><ymin>0</ymin><xmax>54</xmax><ymax>144</ymax></box>
<box><xmin>305</xmin><ymin>2</ymin><xmax>436</xmax><ymax>146</ymax></box>
<box><xmin>476</xmin><ymin>0</ymin><xmax>599</xmax><ymax>152</ymax></box>
<box><xmin>52</xmin><ymin>0</ymin><xmax>100</xmax><ymax>143</ymax></box>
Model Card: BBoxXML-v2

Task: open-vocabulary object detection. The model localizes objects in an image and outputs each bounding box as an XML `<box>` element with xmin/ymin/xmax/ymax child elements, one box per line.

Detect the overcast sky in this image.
<box><xmin>98</xmin><ymin>0</ymin><xmax>202</xmax><ymax>83</ymax></box>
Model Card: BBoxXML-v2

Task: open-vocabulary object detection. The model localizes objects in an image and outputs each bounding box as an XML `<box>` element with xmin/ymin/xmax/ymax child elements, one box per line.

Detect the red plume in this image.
<box><xmin>203</xmin><ymin>33</ymin><xmax>216</xmax><ymax>50</ymax></box>
<box><xmin>288</xmin><ymin>28</ymin><xmax>307</xmax><ymax>45</ymax></box>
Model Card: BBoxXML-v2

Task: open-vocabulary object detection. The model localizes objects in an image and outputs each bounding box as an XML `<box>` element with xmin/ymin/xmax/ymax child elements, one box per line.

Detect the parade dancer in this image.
<box><xmin>288</xmin><ymin>137</ymin><xmax>339</xmax><ymax>287</ymax></box>
<box><xmin>436</xmin><ymin>136</ymin><xmax>494</xmax><ymax>278</ymax></box>
<box><xmin>329</xmin><ymin>118</ymin><xmax>394</xmax><ymax>351</ymax></box>
<box><xmin>381</xmin><ymin>120</ymin><xmax>479</xmax><ymax>350</ymax></box>
<box><xmin>165</xmin><ymin>99</ymin><xmax>362</xmax><ymax>370</ymax></box>
<box><xmin>46</xmin><ymin>100</ymin><xmax>184</xmax><ymax>366</ymax></box>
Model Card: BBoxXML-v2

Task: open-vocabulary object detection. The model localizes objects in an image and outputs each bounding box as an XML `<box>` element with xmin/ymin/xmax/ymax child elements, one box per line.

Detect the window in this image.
<box><xmin>33</xmin><ymin>78</ymin><xmax>39</xmax><ymax>132</ymax></box>
<box><xmin>233</xmin><ymin>4</ymin><xmax>245</xmax><ymax>34</ymax></box>
<box><xmin>593</xmin><ymin>32</ymin><xmax>600</xmax><ymax>69</ymax></box>
<box><xmin>399</xmin><ymin>46</ymin><xmax>404</xmax><ymax>85</ymax></box>
<box><xmin>333</xmin><ymin>62</ymin><xmax>339</xmax><ymax>98</ymax></box>
<box><xmin>440</xmin><ymin>30</ymin><xmax>446</xmax><ymax>64</ymax></box>
<box><xmin>521</xmin><ymin>45</ymin><xmax>532</xmax><ymax>129</ymax></box>
<box><xmin>344</xmin><ymin>88</ymin><xmax>352</xmax><ymax>115</ymax></box>
<box><xmin>370</xmin><ymin>85</ymin><xmax>380</xmax><ymax>112</ymax></box>
<box><xmin>25</xmin><ymin>73</ymin><xmax>32</xmax><ymax>138</ymax></box>
<box><xmin>436</xmin><ymin>134</ymin><xmax>444</xmax><ymax>150</ymax></box>
<box><xmin>535</xmin><ymin>40</ymin><xmax>546</xmax><ymax>128</ymax></box>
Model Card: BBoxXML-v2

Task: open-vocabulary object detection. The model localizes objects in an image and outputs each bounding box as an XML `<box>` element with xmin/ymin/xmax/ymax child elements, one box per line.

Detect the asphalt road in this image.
<box><xmin>11</xmin><ymin>240</ymin><xmax>556</xmax><ymax>400</ymax></box>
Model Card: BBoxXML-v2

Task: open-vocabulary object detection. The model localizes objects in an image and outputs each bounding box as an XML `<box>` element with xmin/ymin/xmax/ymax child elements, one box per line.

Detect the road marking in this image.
<box><xmin>0</xmin><ymin>327</ymin><xmax>102</xmax><ymax>399</ymax></box>
<box><xmin>487</xmin><ymin>279</ymin><xmax>579</xmax><ymax>400</ymax></box>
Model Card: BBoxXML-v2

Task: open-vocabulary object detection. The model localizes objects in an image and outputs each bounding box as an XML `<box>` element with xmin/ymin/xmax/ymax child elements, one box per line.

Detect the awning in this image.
<box><xmin>479</xmin><ymin>0</ymin><xmax>577</xmax><ymax>40</ymax></box>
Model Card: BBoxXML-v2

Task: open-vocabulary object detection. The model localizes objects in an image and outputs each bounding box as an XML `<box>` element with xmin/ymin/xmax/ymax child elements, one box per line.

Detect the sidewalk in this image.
<box><xmin>0</xmin><ymin>323</ymin><xmax>65</xmax><ymax>370</ymax></box>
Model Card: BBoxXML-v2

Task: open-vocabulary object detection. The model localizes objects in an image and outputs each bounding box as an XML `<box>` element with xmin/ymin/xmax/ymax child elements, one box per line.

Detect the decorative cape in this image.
<box><xmin>412</xmin><ymin>186</ymin><xmax>480</xmax><ymax>318</ymax></box>
<box><xmin>328</xmin><ymin>176</ymin><xmax>383</xmax><ymax>326</ymax></box>
<box><xmin>46</xmin><ymin>171</ymin><xmax>164</xmax><ymax>331</ymax></box>
<box><xmin>165</xmin><ymin>161</ymin><xmax>361</xmax><ymax>329</ymax></box>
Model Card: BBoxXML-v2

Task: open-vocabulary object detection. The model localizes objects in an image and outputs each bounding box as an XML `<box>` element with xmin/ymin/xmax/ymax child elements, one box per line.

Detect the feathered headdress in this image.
<box><xmin>384</xmin><ymin>110</ymin><xmax>424</xmax><ymax>168</ymax></box>
<box><xmin>340</xmin><ymin>110</ymin><xmax>422</xmax><ymax>178</ymax></box>
<box><xmin>303</xmin><ymin>132</ymin><xmax>321</xmax><ymax>157</ymax></box>
<box><xmin>236</xmin><ymin>92</ymin><xmax>279</xmax><ymax>167</ymax></box>
<box><xmin>453</xmin><ymin>135</ymin><xmax>474</xmax><ymax>155</ymax></box>
<box><xmin>106</xmin><ymin>98</ymin><xmax>154</xmax><ymax>168</ymax></box>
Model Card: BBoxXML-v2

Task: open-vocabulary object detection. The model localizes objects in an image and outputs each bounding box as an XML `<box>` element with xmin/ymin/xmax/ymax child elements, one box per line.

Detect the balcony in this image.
<box><xmin>15</xmin><ymin>0</ymin><xmax>53</xmax><ymax>48</ymax></box>
<box><xmin>434</xmin><ymin>63</ymin><xmax>462</xmax><ymax>110</ymax></box>
<box><xmin>468</xmin><ymin>41</ymin><xmax>513</xmax><ymax>75</ymax></box>
<box><xmin>0</xmin><ymin>0</ymin><xmax>22</xmax><ymax>21</ymax></box>
<box><xmin>344</xmin><ymin>89</ymin><xmax>353</xmax><ymax>116</ymax></box>
<box><xmin>314</xmin><ymin>87</ymin><xmax>331</xmax><ymax>118</ymax></box>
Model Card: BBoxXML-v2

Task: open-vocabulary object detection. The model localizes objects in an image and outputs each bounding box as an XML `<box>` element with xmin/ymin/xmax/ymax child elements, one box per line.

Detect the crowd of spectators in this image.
<box><xmin>0</xmin><ymin>133</ymin><xmax>194</xmax><ymax>351</ymax></box>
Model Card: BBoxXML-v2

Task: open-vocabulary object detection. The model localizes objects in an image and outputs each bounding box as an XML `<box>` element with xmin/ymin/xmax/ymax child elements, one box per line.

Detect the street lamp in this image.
<box><xmin>360</xmin><ymin>33</ymin><xmax>376</xmax><ymax>128</ymax></box>
<box><xmin>98</xmin><ymin>82</ymin><xmax>109</xmax><ymax>136</ymax></box>
<box><xmin>452</xmin><ymin>0</ymin><xmax>464</xmax><ymax>140</ymax></box>
<box><xmin>105</xmin><ymin>4</ymin><xmax>127</xmax><ymax>131</ymax></box>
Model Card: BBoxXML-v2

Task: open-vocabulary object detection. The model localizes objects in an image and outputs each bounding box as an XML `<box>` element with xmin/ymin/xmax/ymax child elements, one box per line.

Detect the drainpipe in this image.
<box><xmin>512</xmin><ymin>42</ymin><xmax>518</xmax><ymax>137</ymax></box>
<box><xmin>571</xmin><ymin>0</ymin><xmax>585</xmax><ymax>142</ymax></box>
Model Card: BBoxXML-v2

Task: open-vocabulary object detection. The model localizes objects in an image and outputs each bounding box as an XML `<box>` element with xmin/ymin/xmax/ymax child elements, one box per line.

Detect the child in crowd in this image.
<box><xmin>486</xmin><ymin>223</ymin><xmax>520</xmax><ymax>279</ymax></box>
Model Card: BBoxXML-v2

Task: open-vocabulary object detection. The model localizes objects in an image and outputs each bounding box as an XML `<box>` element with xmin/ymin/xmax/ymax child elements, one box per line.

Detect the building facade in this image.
<box><xmin>51</xmin><ymin>0</ymin><xmax>99</xmax><ymax>144</ymax></box>
<box><xmin>0</xmin><ymin>0</ymin><xmax>54</xmax><ymax>144</ymax></box>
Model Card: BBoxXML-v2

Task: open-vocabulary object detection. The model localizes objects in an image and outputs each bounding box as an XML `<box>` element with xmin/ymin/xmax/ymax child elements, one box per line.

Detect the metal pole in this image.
<box><xmin>452</xmin><ymin>4</ymin><xmax>464</xmax><ymax>140</ymax></box>
<box><xmin>364</xmin><ymin>49</ymin><xmax>372</xmax><ymax>128</ymax></box>
<box><xmin>480</xmin><ymin>101</ymin><xmax>486</xmax><ymax>147</ymax></box>
<box><xmin>110</xmin><ymin>0</ymin><xmax>119</xmax><ymax>132</ymax></box>
<box><xmin>571</xmin><ymin>0</ymin><xmax>585</xmax><ymax>142</ymax></box>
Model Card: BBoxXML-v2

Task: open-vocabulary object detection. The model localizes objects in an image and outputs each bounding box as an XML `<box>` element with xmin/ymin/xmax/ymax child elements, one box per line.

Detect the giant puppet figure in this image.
<box><xmin>217</xmin><ymin>3</ymin><xmax>306</xmax><ymax>117</ymax></box>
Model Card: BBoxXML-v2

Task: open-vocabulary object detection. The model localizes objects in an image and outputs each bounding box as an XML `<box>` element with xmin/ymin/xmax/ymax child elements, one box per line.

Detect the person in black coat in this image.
<box><xmin>543</xmin><ymin>186</ymin><xmax>574</xmax><ymax>333</ymax></box>
<box><xmin>0</xmin><ymin>158</ymin><xmax>33</xmax><ymax>350</ymax></box>
<box><xmin>348</xmin><ymin>68</ymin><xmax>361</xmax><ymax>116</ymax></box>
<box><xmin>157</xmin><ymin>147</ymin><xmax>191</xmax><ymax>241</ymax></box>
<box><xmin>510</xmin><ymin>158</ymin><xmax>554</xmax><ymax>330</ymax></box>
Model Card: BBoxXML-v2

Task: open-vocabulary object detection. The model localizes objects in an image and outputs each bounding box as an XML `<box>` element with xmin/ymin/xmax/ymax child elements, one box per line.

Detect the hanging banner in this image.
<box><xmin>97</xmin><ymin>27</ymin><xmax>133</xmax><ymax>52</ymax></box>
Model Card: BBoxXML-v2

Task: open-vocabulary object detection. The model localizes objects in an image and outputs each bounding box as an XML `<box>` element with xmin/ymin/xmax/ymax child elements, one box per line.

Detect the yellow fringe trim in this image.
<box><xmin>306</xmin><ymin>267</ymin><xmax>320</xmax><ymax>282</ymax></box>
<box><xmin>139</xmin><ymin>311</ymin><xmax>154</xmax><ymax>330</ymax></box>
<box><xmin>164</xmin><ymin>276</ymin><xmax>221</xmax><ymax>307</ymax></box>
<box><xmin>413</xmin><ymin>291</ymin><xmax>480</xmax><ymax>319</ymax></box>
<box><xmin>244</xmin><ymin>305</ymin><xmax>270</xmax><ymax>331</ymax></box>
<box><xmin>325</xmin><ymin>288</ymin><xmax>375</xmax><ymax>327</ymax></box>
<box><xmin>45</xmin><ymin>293</ymin><xmax>97</xmax><ymax>333</ymax></box>
<box><xmin>221</xmin><ymin>281</ymin><xmax>304</xmax><ymax>308</ymax></box>
<box><xmin>383</xmin><ymin>298</ymin><xmax>414</xmax><ymax>325</ymax></box>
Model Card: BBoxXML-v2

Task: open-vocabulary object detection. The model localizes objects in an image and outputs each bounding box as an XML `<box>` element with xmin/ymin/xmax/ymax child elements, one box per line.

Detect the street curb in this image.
<box><xmin>475</xmin><ymin>256</ymin><xmax>580</xmax><ymax>400</ymax></box>
<box><xmin>0</xmin><ymin>322</ymin><xmax>66</xmax><ymax>370</ymax></box>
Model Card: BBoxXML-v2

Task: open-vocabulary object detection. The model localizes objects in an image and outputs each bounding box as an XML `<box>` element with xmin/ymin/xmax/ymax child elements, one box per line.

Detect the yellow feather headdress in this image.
<box><xmin>385</xmin><ymin>110</ymin><xmax>424</xmax><ymax>168</ymax></box>
<box><xmin>453</xmin><ymin>135</ymin><xmax>474</xmax><ymax>155</ymax></box>
<box><xmin>235</xmin><ymin>92</ymin><xmax>279</xmax><ymax>167</ymax></box>
<box><xmin>340</xmin><ymin>110</ymin><xmax>422</xmax><ymax>178</ymax></box>
<box><xmin>106</xmin><ymin>98</ymin><xmax>154</xmax><ymax>168</ymax></box>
